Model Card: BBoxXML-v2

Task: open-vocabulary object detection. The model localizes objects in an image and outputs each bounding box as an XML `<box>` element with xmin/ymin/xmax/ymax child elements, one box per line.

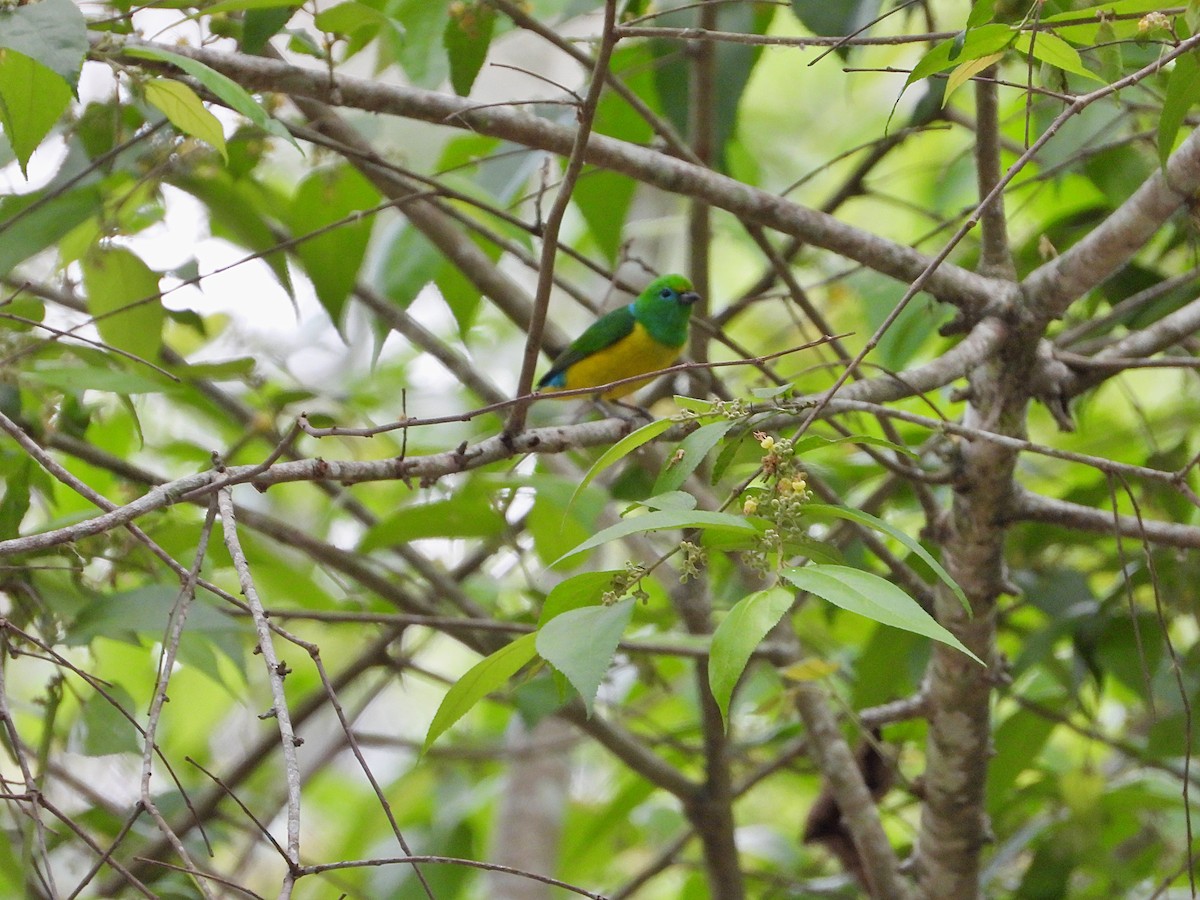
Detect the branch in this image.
<box><xmin>1004</xmin><ymin>488</ymin><xmax>1200</xmax><ymax>549</ymax></box>
<box><xmin>101</xmin><ymin>36</ymin><xmax>1003</xmax><ymax>312</ymax></box>
<box><xmin>1022</xmin><ymin>39</ymin><xmax>1200</xmax><ymax>318</ymax></box>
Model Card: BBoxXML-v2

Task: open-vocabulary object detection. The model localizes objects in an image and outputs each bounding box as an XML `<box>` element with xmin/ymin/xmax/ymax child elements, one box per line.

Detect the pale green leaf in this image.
<box><xmin>144</xmin><ymin>79</ymin><xmax>228</xmax><ymax>161</ymax></box>
<box><xmin>781</xmin><ymin>565</ymin><xmax>983</xmax><ymax>664</ymax></box>
<box><xmin>122</xmin><ymin>45</ymin><xmax>298</xmax><ymax>149</ymax></box>
<box><xmin>536</xmin><ymin>599</ymin><xmax>634</xmax><ymax>715</ymax></box>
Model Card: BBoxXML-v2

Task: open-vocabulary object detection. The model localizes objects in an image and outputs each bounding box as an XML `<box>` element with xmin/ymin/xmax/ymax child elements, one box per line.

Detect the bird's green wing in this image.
<box><xmin>539</xmin><ymin>305</ymin><xmax>635</xmax><ymax>388</ymax></box>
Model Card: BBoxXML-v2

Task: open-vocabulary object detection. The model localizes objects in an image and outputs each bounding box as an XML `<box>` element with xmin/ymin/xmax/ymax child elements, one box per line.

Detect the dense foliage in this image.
<box><xmin>1</xmin><ymin>0</ymin><xmax>1199</xmax><ymax>897</ymax></box>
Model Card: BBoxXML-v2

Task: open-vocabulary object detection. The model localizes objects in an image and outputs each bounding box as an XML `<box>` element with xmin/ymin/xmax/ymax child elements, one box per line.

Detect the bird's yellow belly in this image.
<box><xmin>561</xmin><ymin>323</ymin><xmax>684</xmax><ymax>399</ymax></box>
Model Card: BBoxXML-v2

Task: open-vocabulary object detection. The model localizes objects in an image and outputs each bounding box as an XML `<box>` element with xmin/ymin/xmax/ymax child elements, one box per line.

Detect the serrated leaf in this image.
<box><xmin>423</xmin><ymin>633</ymin><xmax>538</xmax><ymax>752</ymax></box>
<box><xmin>708</xmin><ymin>587</ymin><xmax>793</xmax><ymax>723</ymax></box>
<box><xmin>0</xmin><ymin>50</ymin><xmax>72</xmax><ymax>177</ymax></box>
<box><xmin>552</xmin><ymin>509</ymin><xmax>757</xmax><ymax>567</ymax></box>
<box><xmin>781</xmin><ymin>565</ymin><xmax>983</xmax><ymax>664</ymax></box>
<box><xmin>359</xmin><ymin>495</ymin><xmax>505</xmax><ymax>550</ymax></box>
<box><xmin>0</xmin><ymin>0</ymin><xmax>87</xmax><ymax>87</ymax></box>
<box><xmin>568</xmin><ymin>416</ymin><xmax>673</xmax><ymax>509</ymax></box>
<box><xmin>653</xmin><ymin>419</ymin><xmax>738</xmax><ymax>495</ymax></box>
<box><xmin>536</xmin><ymin>599</ymin><xmax>634</xmax><ymax>715</ymax></box>
<box><xmin>144</xmin><ymin>79</ymin><xmax>227</xmax><ymax>161</ymax></box>
<box><xmin>804</xmin><ymin>504</ymin><xmax>969</xmax><ymax>614</ymax></box>
<box><xmin>80</xmin><ymin>246</ymin><xmax>165</xmax><ymax>364</ymax></box>
<box><xmin>444</xmin><ymin>1</ymin><xmax>496</xmax><ymax>96</ymax></box>
<box><xmin>122</xmin><ymin>45</ymin><xmax>298</xmax><ymax>149</ymax></box>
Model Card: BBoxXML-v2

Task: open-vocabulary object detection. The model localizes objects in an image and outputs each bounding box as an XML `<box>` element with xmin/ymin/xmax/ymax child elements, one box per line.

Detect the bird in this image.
<box><xmin>537</xmin><ymin>274</ymin><xmax>700</xmax><ymax>400</ymax></box>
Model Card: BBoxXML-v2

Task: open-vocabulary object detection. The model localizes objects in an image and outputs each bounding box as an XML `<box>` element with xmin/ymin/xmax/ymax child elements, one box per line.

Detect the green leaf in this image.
<box><xmin>781</xmin><ymin>565</ymin><xmax>983</xmax><ymax>664</ymax></box>
<box><xmin>708</xmin><ymin>587</ymin><xmax>793</xmax><ymax>723</ymax></box>
<box><xmin>1012</xmin><ymin>32</ymin><xmax>1104</xmax><ymax>83</ymax></box>
<box><xmin>0</xmin><ymin>185</ymin><xmax>103</xmax><ymax>278</ymax></box>
<box><xmin>201</xmin><ymin>0</ymin><xmax>301</xmax><ymax>14</ymax></box>
<box><xmin>538</xmin><ymin>570</ymin><xmax>624</xmax><ymax>627</ymax></box>
<box><xmin>78</xmin><ymin>685</ymin><xmax>140</xmax><ymax>756</ymax></box>
<box><xmin>536</xmin><ymin>599</ymin><xmax>635</xmax><ymax>715</ymax></box>
<box><xmin>906</xmin><ymin>23</ymin><xmax>1014</xmax><ymax>88</ymax></box>
<box><xmin>0</xmin><ymin>50</ymin><xmax>72</xmax><ymax>177</ymax></box>
<box><xmin>1159</xmin><ymin>47</ymin><xmax>1200</xmax><ymax>168</ymax></box>
<box><xmin>791</xmin><ymin>0</ymin><xmax>882</xmax><ymax>43</ymax></box>
<box><xmin>569</xmin><ymin>416</ymin><xmax>674</xmax><ymax>508</ymax></box>
<box><xmin>0</xmin><ymin>455</ymin><xmax>31</xmax><ymax>541</ymax></box>
<box><xmin>143</xmin><ymin>79</ymin><xmax>228</xmax><ymax>161</ymax></box>
<box><xmin>20</xmin><ymin>365</ymin><xmax>170</xmax><ymax>396</ymax></box>
<box><xmin>122</xmin><ymin>45</ymin><xmax>298</xmax><ymax>149</ymax></box>
<box><xmin>242</xmin><ymin>5</ymin><xmax>301</xmax><ymax>55</ymax></box>
<box><xmin>803</xmin><ymin>504</ymin><xmax>969</xmax><ymax>614</ymax></box>
<box><xmin>552</xmin><ymin>509</ymin><xmax>757</xmax><ymax>567</ymax></box>
<box><xmin>967</xmin><ymin>0</ymin><xmax>995</xmax><ymax>29</ymax></box>
<box><xmin>444</xmin><ymin>1</ymin><xmax>496</xmax><ymax>96</ymax></box>
<box><xmin>423</xmin><ymin>632</ymin><xmax>538</xmax><ymax>752</ymax></box>
<box><xmin>316</xmin><ymin>0</ymin><xmax>402</xmax><ymax>41</ymax></box>
<box><xmin>393</xmin><ymin>0</ymin><xmax>451</xmax><ymax>87</ymax></box>
<box><xmin>288</xmin><ymin>165</ymin><xmax>380</xmax><ymax>324</ymax></box>
<box><xmin>0</xmin><ymin>0</ymin><xmax>87</xmax><ymax>87</ymax></box>
<box><xmin>359</xmin><ymin>495</ymin><xmax>505</xmax><ymax>550</ymax></box>
<box><xmin>169</xmin><ymin>171</ymin><xmax>292</xmax><ymax>294</ymax></box>
<box><xmin>653</xmin><ymin>419</ymin><xmax>738</xmax><ymax>495</ymax></box>
<box><xmin>80</xmin><ymin>246</ymin><xmax>165</xmax><ymax>364</ymax></box>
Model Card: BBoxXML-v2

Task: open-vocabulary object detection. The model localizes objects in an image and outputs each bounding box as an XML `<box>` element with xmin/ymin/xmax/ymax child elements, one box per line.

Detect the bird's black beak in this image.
<box><xmin>680</xmin><ymin>291</ymin><xmax>701</xmax><ymax>306</ymax></box>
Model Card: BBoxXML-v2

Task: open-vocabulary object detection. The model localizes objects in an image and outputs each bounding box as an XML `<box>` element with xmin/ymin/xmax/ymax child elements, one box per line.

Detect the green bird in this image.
<box><xmin>537</xmin><ymin>274</ymin><xmax>700</xmax><ymax>400</ymax></box>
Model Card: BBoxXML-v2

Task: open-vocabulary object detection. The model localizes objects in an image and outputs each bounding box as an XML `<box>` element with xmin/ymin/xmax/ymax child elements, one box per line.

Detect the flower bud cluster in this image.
<box><xmin>603</xmin><ymin>561</ymin><xmax>650</xmax><ymax>605</ymax></box>
<box><xmin>741</xmin><ymin>432</ymin><xmax>814</xmax><ymax>571</ymax></box>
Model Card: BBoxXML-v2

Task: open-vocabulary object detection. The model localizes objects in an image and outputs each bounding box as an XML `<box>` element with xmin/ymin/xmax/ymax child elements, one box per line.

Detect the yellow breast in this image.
<box><xmin>560</xmin><ymin>322</ymin><xmax>684</xmax><ymax>399</ymax></box>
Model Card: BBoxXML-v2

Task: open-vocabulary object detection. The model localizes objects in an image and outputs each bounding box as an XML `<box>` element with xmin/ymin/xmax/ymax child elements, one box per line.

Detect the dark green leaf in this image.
<box><xmin>359</xmin><ymin>495</ymin><xmax>505</xmax><ymax>549</ymax></box>
<box><xmin>1158</xmin><ymin>45</ymin><xmax>1200</xmax><ymax>168</ymax></box>
<box><xmin>653</xmin><ymin>419</ymin><xmax>738</xmax><ymax>495</ymax></box>
<box><xmin>709</xmin><ymin>587</ymin><xmax>793</xmax><ymax>723</ymax></box>
<box><xmin>241</xmin><ymin>4</ymin><xmax>301</xmax><ymax>54</ymax></box>
<box><xmin>444</xmin><ymin>1</ymin><xmax>496</xmax><ymax>96</ymax></box>
<box><xmin>288</xmin><ymin>165</ymin><xmax>380</xmax><ymax>324</ymax></box>
<box><xmin>78</xmin><ymin>685</ymin><xmax>140</xmax><ymax>756</ymax></box>
<box><xmin>539</xmin><ymin>570</ymin><xmax>625</xmax><ymax>626</ymax></box>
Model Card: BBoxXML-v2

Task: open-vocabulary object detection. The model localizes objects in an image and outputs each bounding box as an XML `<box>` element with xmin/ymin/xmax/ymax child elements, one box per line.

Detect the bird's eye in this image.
<box><xmin>659</xmin><ymin>288</ymin><xmax>673</xmax><ymax>299</ymax></box>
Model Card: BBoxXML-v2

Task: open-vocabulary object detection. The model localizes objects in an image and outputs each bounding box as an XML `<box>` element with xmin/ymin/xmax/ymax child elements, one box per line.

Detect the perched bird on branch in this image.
<box><xmin>537</xmin><ymin>274</ymin><xmax>700</xmax><ymax>400</ymax></box>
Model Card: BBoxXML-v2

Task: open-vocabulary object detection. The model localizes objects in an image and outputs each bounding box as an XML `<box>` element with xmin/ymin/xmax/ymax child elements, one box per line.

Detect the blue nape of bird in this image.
<box><xmin>537</xmin><ymin>274</ymin><xmax>700</xmax><ymax>400</ymax></box>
